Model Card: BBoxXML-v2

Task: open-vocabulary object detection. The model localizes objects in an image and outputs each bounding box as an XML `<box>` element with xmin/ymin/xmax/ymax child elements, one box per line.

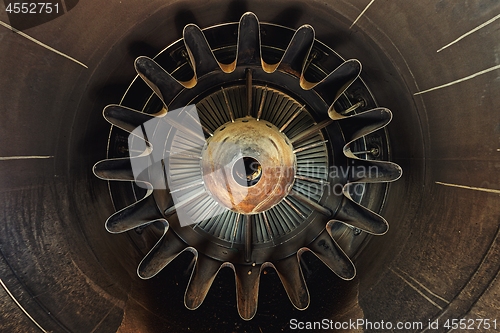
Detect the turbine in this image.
<box><xmin>93</xmin><ymin>12</ymin><xmax>402</xmax><ymax>320</ymax></box>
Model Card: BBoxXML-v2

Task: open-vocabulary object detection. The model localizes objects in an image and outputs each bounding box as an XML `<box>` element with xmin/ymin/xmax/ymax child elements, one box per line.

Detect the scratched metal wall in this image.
<box><xmin>0</xmin><ymin>0</ymin><xmax>499</xmax><ymax>332</ymax></box>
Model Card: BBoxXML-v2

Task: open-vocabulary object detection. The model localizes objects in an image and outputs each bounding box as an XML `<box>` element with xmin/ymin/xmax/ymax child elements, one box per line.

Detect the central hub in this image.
<box><xmin>201</xmin><ymin>117</ymin><xmax>296</xmax><ymax>214</ymax></box>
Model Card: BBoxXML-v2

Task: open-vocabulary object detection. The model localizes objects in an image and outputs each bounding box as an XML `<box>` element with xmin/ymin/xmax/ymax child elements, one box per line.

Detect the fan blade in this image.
<box><xmin>234</xmin><ymin>264</ymin><xmax>261</xmax><ymax>320</ymax></box>
<box><xmin>137</xmin><ymin>228</ymin><xmax>187</xmax><ymax>279</ymax></box>
<box><xmin>274</xmin><ymin>256</ymin><xmax>310</xmax><ymax>310</ymax></box>
<box><xmin>183</xmin><ymin>24</ymin><xmax>221</xmax><ymax>79</ymax></box>
<box><xmin>335</xmin><ymin>195</ymin><xmax>389</xmax><ymax>235</ymax></box>
<box><xmin>277</xmin><ymin>25</ymin><xmax>315</xmax><ymax>75</ymax></box>
<box><xmin>105</xmin><ymin>192</ymin><xmax>162</xmax><ymax>233</ymax></box>
<box><xmin>307</xmin><ymin>228</ymin><xmax>356</xmax><ymax>280</ymax></box>
<box><xmin>184</xmin><ymin>255</ymin><xmax>223</xmax><ymax>310</ymax></box>
<box><xmin>134</xmin><ymin>56</ymin><xmax>185</xmax><ymax>102</ymax></box>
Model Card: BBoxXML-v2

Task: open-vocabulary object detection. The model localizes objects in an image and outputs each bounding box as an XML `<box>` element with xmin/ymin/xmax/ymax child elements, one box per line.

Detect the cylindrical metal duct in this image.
<box><xmin>0</xmin><ymin>1</ymin><xmax>498</xmax><ymax>332</ymax></box>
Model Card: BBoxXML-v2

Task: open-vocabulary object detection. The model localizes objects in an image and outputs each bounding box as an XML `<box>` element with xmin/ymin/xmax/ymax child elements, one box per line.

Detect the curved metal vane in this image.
<box><xmin>93</xmin><ymin>12</ymin><xmax>402</xmax><ymax>320</ymax></box>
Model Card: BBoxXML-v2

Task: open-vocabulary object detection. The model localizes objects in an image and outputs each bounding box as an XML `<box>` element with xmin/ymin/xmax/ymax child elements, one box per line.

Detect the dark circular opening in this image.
<box><xmin>232</xmin><ymin>156</ymin><xmax>262</xmax><ymax>187</ymax></box>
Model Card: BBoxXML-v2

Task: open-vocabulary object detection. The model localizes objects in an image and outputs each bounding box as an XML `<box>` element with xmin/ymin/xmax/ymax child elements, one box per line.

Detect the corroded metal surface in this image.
<box><xmin>201</xmin><ymin>117</ymin><xmax>296</xmax><ymax>214</ymax></box>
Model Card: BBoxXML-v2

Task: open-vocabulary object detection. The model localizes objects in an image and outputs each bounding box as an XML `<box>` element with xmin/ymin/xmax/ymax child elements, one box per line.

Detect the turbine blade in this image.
<box><xmin>348</xmin><ymin>159</ymin><xmax>402</xmax><ymax>183</ymax></box>
<box><xmin>302</xmin><ymin>59</ymin><xmax>361</xmax><ymax>106</ymax></box>
<box><xmin>277</xmin><ymin>25</ymin><xmax>315</xmax><ymax>75</ymax></box>
<box><xmin>274</xmin><ymin>256</ymin><xmax>310</xmax><ymax>310</ymax></box>
<box><xmin>288</xmin><ymin>190</ymin><xmax>331</xmax><ymax>216</ymax></box>
<box><xmin>244</xmin><ymin>215</ymin><xmax>253</xmax><ymax>262</ymax></box>
<box><xmin>103</xmin><ymin>104</ymin><xmax>161</xmax><ymax>134</ymax></box>
<box><xmin>307</xmin><ymin>228</ymin><xmax>356</xmax><ymax>280</ymax></box>
<box><xmin>105</xmin><ymin>192</ymin><xmax>162</xmax><ymax>233</ymax></box>
<box><xmin>137</xmin><ymin>228</ymin><xmax>187</xmax><ymax>279</ymax></box>
<box><xmin>93</xmin><ymin>155</ymin><xmax>150</xmax><ymax>181</ymax></box>
<box><xmin>236</xmin><ymin>12</ymin><xmax>262</xmax><ymax>68</ymax></box>
<box><xmin>335</xmin><ymin>107</ymin><xmax>392</xmax><ymax>141</ymax></box>
<box><xmin>335</xmin><ymin>195</ymin><xmax>389</xmax><ymax>235</ymax></box>
<box><xmin>134</xmin><ymin>56</ymin><xmax>185</xmax><ymax>103</ymax></box>
<box><xmin>289</xmin><ymin>119</ymin><xmax>333</xmax><ymax>145</ymax></box>
<box><xmin>183</xmin><ymin>24</ymin><xmax>221</xmax><ymax>79</ymax></box>
<box><xmin>234</xmin><ymin>264</ymin><xmax>261</xmax><ymax>320</ymax></box>
<box><xmin>184</xmin><ymin>255</ymin><xmax>222</xmax><ymax>310</ymax></box>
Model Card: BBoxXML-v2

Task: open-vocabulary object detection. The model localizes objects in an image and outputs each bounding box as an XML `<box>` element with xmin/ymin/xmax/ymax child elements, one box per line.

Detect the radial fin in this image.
<box><xmin>234</xmin><ymin>264</ymin><xmax>262</xmax><ymax>320</ymax></box>
<box><xmin>306</xmin><ymin>228</ymin><xmax>356</xmax><ymax>280</ymax></box>
<box><xmin>333</xmin><ymin>107</ymin><xmax>392</xmax><ymax>139</ymax></box>
<box><xmin>273</xmin><ymin>256</ymin><xmax>310</xmax><ymax>310</ymax></box>
<box><xmin>183</xmin><ymin>24</ymin><xmax>221</xmax><ymax>79</ymax></box>
<box><xmin>337</xmin><ymin>107</ymin><xmax>402</xmax><ymax>183</ymax></box>
<box><xmin>137</xmin><ymin>227</ymin><xmax>188</xmax><ymax>279</ymax></box>
<box><xmin>302</xmin><ymin>59</ymin><xmax>361</xmax><ymax>106</ymax></box>
<box><xmin>276</xmin><ymin>25</ymin><xmax>315</xmax><ymax>75</ymax></box>
<box><xmin>235</xmin><ymin>12</ymin><xmax>262</xmax><ymax>69</ymax></box>
<box><xmin>105</xmin><ymin>192</ymin><xmax>162</xmax><ymax>233</ymax></box>
<box><xmin>93</xmin><ymin>155</ymin><xmax>150</xmax><ymax>182</ymax></box>
<box><xmin>103</xmin><ymin>104</ymin><xmax>163</xmax><ymax>134</ymax></box>
<box><xmin>134</xmin><ymin>56</ymin><xmax>186</xmax><ymax>102</ymax></box>
<box><xmin>184</xmin><ymin>255</ymin><xmax>223</xmax><ymax>310</ymax></box>
<box><xmin>348</xmin><ymin>159</ymin><xmax>402</xmax><ymax>183</ymax></box>
<box><xmin>335</xmin><ymin>194</ymin><xmax>389</xmax><ymax>235</ymax></box>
